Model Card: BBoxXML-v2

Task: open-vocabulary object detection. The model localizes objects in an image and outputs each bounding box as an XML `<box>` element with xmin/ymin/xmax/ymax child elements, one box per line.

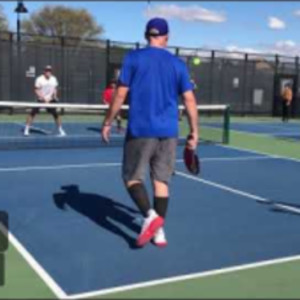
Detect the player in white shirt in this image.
<box><xmin>24</xmin><ymin>65</ymin><xmax>66</xmax><ymax>136</ymax></box>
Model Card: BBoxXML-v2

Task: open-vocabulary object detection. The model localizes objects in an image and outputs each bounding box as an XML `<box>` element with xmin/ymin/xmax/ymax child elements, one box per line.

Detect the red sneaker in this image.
<box><xmin>136</xmin><ymin>215</ymin><xmax>164</xmax><ymax>247</ymax></box>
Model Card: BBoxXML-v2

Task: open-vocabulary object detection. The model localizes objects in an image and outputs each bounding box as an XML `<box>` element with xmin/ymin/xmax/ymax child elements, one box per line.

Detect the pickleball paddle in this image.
<box><xmin>183</xmin><ymin>134</ymin><xmax>200</xmax><ymax>175</ymax></box>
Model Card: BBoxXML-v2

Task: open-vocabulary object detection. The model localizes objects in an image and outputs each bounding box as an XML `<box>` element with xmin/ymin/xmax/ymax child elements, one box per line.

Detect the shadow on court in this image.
<box><xmin>258</xmin><ymin>200</ymin><xmax>300</xmax><ymax>217</ymax></box>
<box><xmin>271</xmin><ymin>201</ymin><xmax>300</xmax><ymax>217</ymax></box>
<box><xmin>87</xmin><ymin>126</ymin><xmax>126</xmax><ymax>135</ymax></box>
<box><xmin>53</xmin><ymin>185</ymin><xmax>141</xmax><ymax>249</ymax></box>
<box><xmin>87</xmin><ymin>127</ymin><xmax>101</xmax><ymax>133</ymax></box>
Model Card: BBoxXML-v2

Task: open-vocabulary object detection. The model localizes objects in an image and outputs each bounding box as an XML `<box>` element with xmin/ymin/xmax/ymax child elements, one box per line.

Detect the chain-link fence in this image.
<box><xmin>1</xmin><ymin>31</ymin><xmax>300</xmax><ymax>116</ymax></box>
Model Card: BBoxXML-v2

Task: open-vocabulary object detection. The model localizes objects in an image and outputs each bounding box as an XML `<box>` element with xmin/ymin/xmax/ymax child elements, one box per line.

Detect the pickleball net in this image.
<box><xmin>0</xmin><ymin>101</ymin><xmax>230</xmax><ymax>150</ymax></box>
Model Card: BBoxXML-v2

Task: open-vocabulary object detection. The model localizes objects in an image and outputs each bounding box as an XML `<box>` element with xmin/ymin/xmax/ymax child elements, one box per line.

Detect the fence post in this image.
<box><xmin>175</xmin><ymin>47</ymin><xmax>179</xmax><ymax>56</ymax></box>
<box><xmin>272</xmin><ymin>54</ymin><xmax>280</xmax><ymax>116</ymax></box>
<box><xmin>60</xmin><ymin>36</ymin><xmax>66</xmax><ymax>102</ymax></box>
<box><xmin>275</xmin><ymin>54</ymin><xmax>279</xmax><ymax>74</ymax></box>
<box><xmin>209</xmin><ymin>50</ymin><xmax>215</xmax><ymax>104</ymax></box>
<box><xmin>16</xmin><ymin>32</ymin><xmax>22</xmax><ymax>101</ymax></box>
<box><xmin>242</xmin><ymin>53</ymin><xmax>248</xmax><ymax>115</ymax></box>
<box><xmin>106</xmin><ymin>39</ymin><xmax>110</xmax><ymax>87</ymax></box>
<box><xmin>218</xmin><ymin>51</ymin><xmax>224</xmax><ymax>108</ymax></box>
<box><xmin>136</xmin><ymin>42</ymin><xmax>140</xmax><ymax>49</ymax></box>
<box><xmin>295</xmin><ymin>56</ymin><xmax>299</xmax><ymax>118</ymax></box>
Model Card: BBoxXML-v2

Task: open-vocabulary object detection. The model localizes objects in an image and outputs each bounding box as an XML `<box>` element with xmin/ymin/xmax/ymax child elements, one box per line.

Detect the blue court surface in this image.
<box><xmin>0</xmin><ymin>122</ymin><xmax>103</xmax><ymax>137</ymax></box>
<box><xmin>0</xmin><ymin>121</ymin><xmax>125</xmax><ymax>149</ymax></box>
<box><xmin>1</xmin><ymin>144</ymin><xmax>300</xmax><ymax>298</ymax></box>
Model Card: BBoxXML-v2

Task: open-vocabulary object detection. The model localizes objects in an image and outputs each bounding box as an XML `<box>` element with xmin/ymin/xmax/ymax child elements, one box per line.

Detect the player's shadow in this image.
<box><xmin>20</xmin><ymin>128</ymin><xmax>48</xmax><ymax>136</ymax></box>
<box><xmin>53</xmin><ymin>185</ymin><xmax>141</xmax><ymax>249</ymax></box>
<box><xmin>87</xmin><ymin>127</ymin><xmax>101</xmax><ymax>134</ymax></box>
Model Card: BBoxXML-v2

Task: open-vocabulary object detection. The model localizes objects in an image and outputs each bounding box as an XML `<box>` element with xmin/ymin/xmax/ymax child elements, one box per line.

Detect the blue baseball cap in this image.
<box><xmin>145</xmin><ymin>18</ymin><xmax>169</xmax><ymax>36</ymax></box>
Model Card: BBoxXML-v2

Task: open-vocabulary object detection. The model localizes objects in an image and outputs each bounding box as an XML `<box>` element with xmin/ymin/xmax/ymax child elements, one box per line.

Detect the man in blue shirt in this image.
<box><xmin>102</xmin><ymin>18</ymin><xmax>199</xmax><ymax>248</ymax></box>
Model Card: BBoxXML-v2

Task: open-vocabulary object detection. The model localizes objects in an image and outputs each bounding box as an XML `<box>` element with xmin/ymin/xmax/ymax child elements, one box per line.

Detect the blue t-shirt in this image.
<box><xmin>118</xmin><ymin>46</ymin><xmax>193</xmax><ymax>137</ymax></box>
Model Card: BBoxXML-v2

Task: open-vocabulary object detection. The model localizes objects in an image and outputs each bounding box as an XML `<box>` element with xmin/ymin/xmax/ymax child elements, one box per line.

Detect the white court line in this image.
<box><xmin>230</xmin><ymin>120</ymin><xmax>300</xmax><ymax>131</ymax></box>
<box><xmin>195</xmin><ymin>155</ymin><xmax>275</xmax><ymax>162</ymax></box>
<box><xmin>0</xmin><ymin>156</ymin><xmax>272</xmax><ymax>173</ymax></box>
<box><xmin>178</xmin><ymin>165</ymin><xmax>300</xmax><ymax>213</ymax></box>
<box><xmin>3</xmin><ymin>147</ymin><xmax>298</xmax><ymax>299</ymax></box>
<box><xmin>239</xmin><ymin>122</ymin><xmax>300</xmax><ymax>132</ymax></box>
<box><xmin>274</xmin><ymin>132</ymin><xmax>300</xmax><ymax>136</ymax></box>
<box><xmin>176</xmin><ymin>170</ymin><xmax>269</xmax><ymax>203</ymax></box>
<box><xmin>0</xmin><ymin>223</ymin><xmax>67</xmax><ymax>299</ymax></box>
<box><xmin>66</xmin><ymin>254</ymin><xmax>300</xmax><ymax>299</ymax></box>
<box><xmin>273</xmin><ymin>203</ymin><xmax>300</xmax><ymax>215</ymax></box>
<box><xmin>64</xmin><ymin>168</ymin><xmax>300</xmax><ymax>299</ymax></box>
<box><xmin>0</xmin><ymin>133</ymin><xmax>123</xmax><ymax>140</ymax></box>
<box><xmin>231</xmin><ymin>126</ymin><xmax>300</xmax><ymax>141</ymax></box>
<box><xmin>0</xmin><ymin>162</ymin><xmax>121</xmax><ymax>172</ymax></box>
<box><xmin>217</xmin><ymin>143</ymin><xmax>300</xmax><ymax>164</ymax></box>
<box><xmin>176</xmin><ymin>170</ymin><xmax>300</xmax><ymax>216</ymax></box>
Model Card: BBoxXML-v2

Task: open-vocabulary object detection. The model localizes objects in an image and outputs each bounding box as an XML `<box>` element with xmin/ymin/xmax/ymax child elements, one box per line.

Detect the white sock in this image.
<box><xmin>147</xmin><ymin>209</ymin><xmax>157</xmax><ymax>219</ymax></box>
<box><xmin>24</xmin><ymin>125</ymin><xmax>30</xmax><ymax>132</ymax></box>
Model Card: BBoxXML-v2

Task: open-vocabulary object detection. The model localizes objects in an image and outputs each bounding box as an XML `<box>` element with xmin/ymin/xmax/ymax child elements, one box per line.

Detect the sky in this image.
<box><xmin>1</xmin><ymin>1</ymin><xmax>300</xmax><ymax>56</ymax></box>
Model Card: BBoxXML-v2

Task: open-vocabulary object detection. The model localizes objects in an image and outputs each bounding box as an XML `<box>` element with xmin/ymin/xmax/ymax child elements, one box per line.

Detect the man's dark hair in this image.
<box><xmin>145</xmin><ymin>32</ymin><xmax>158</xmax><ymax>41</ymax></box>
<box><xmin>285</xmin><ymin>82</ymin><xmax>292</xmax><ymax>88</ymax></box>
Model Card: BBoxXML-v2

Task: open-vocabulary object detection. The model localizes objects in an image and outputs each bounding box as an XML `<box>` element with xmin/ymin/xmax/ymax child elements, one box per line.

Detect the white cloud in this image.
<box><xmin>293</xmin><ymin>10</ymin><xmax>300</xmax><ymax>16</ymax></box>
<box><xmin>178</xmin><ymin>48</ymin><xmax>212</xmax><ymax>58</ymax></box>
<box><xmin>268</xmin><ymin>17</ymin><xmax>286</xmax><ymax>30</ymax></box>
<box><xmin>223</xmin><ymin>40</ymin><xmax>300</xmax><ymax>57</ymax></box>
<box><xmin>226</xmin><ymin>45</ymin><xmax>262</xmax><ymax>54</ymax></box>
<box><xmin>221</xmin><ymin>45</ymin><xmax>262</xmax><ymax>59</ymax></box>
<box><xmin>176</xmin><ymin>41</ymin><xmax>300</xmax><ymax>60</ymax></box>
<box><xmin>270</xmin><ymin>40</ymin><xmax>299</xmax><ymax>56</ymax></box>
<box><xmin>145</xmin><ymin>4</ymin><xmax>226</xmax><ymax>23</ymax></box>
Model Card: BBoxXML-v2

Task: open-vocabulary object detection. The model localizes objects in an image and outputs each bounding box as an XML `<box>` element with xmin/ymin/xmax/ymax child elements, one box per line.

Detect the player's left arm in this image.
<box><xmin>52</xmin><ymin>77</ymin><xmax>59</xmax><ymax>100</ymax></box>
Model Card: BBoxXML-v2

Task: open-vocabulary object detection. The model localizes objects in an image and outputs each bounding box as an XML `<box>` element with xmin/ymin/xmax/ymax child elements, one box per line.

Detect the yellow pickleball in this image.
<box><xmin>192</xmin><ymin>57</ymin><xmax>201</xmax><ymax>66</ymax></box>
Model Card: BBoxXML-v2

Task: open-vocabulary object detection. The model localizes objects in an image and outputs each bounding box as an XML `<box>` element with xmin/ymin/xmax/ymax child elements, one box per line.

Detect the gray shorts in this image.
<box><xmin>122</xmin><ymin>137</ymin><xmax>177</xmax><ymax>184</ymax></box>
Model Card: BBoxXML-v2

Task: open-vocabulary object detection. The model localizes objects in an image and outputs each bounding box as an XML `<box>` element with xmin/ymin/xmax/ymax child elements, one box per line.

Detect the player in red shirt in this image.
<box><xmin>102</xmin><ymin>80</ymin><xmax>122</xmax><ymax>131</ymax></box>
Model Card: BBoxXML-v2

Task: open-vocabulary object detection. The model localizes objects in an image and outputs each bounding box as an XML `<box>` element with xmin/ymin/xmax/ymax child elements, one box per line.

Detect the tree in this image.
<box><xmin>22</xmin><ymin>5</ymin><xmax>103</xmax><ymax>40</ymax></box>
<box><xmin>0</xmin><ymin>5</ymin><xmax>8</xmax><ymax>31</ymax></box>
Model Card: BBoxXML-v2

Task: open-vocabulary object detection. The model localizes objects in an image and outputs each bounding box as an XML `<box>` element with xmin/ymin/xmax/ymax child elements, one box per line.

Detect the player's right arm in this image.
<box><xmin>101</xmin><ymin>86</ymin><xmax>128</xmax><ymax>142</ymax></box>
<box><xmin>101</xmin><ymin>52</ymin><xmax>133</xmax><ymax>142</ymax></box>
<box><xmin>182</xmin><ymin>91</ymin><xmax>199</xmax><ymax>149</ymax></box>
<box><xmin>287</xmin><ymin>88</ymin><xmax>293</xmax><ymax>106</ymax></box>
<box><xmin>178</xmin><ymin>61</ymin><xmax>199</xmax><ymax>149</ymax></box>
<box><xmin>52</xmin><ymin>77</ymin><xmax>59</xmax><ymax>100</ymax></box>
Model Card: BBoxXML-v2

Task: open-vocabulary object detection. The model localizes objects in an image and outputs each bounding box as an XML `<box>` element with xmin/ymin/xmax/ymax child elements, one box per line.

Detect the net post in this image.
<box><xmin>60</xmin><ymin>36</ymin><xmax>66</xmax><ymax>102</ymax></box>
<box><xmin>9</xmin><ymin>33</ymin><xmax>14</xmax><ymax>113</ymax></box>
<box><xmin>105</xmin><ymin>39</ymin><xmax>111</xmax><ymax>86</ymax></box>
<box><xmin>223</xmin><ymin>105</ymin><xmax>230</xmax><ymax>144</ymax></box>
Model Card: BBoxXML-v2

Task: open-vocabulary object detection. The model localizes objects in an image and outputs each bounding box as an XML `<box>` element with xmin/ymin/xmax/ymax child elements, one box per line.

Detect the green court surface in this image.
<box><xmin>1</xmin><ymin>117</ymin><xmax>300</xmax><ymax>299</ymax></box>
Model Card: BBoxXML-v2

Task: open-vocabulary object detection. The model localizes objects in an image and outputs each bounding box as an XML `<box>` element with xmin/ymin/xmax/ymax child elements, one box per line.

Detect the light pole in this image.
<box><xmin>14</xmin><ymin>1</ymin><xmax>28</xmax><ymax>42</ymax></box>
<box><xmin>14</xmin><ymin>1</ymin><xmax>28</xmax><ymax>101</ymax></box>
